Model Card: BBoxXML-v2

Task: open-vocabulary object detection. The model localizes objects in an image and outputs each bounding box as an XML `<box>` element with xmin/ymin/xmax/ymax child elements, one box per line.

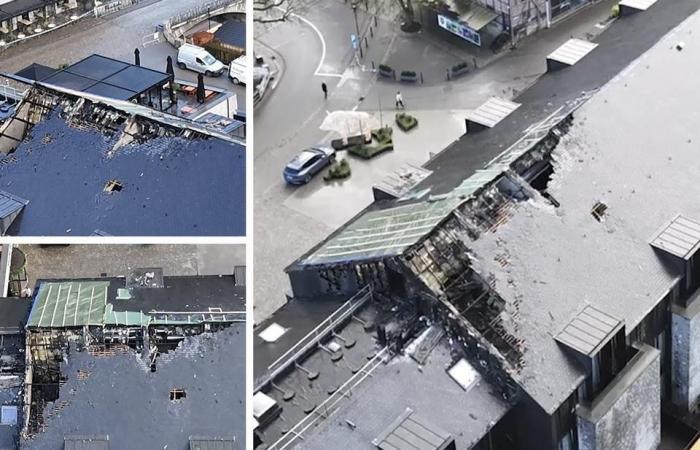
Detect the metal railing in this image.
<box><xmin>267</xmin><ymin>346</ymin><xmax>390</xmax><ymax>450</ymax></box>
<box><xmin>0</xmin><ymin>84</ymin><xmax>27</xmax><ymax>102</ymax></box>
<box><xmin>256</xmin><ymin>284</ymin><xmax>373</xmax><ymax>391</ymax></box>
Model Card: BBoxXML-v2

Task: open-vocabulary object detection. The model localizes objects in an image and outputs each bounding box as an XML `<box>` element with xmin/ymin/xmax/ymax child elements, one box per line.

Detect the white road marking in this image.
<box><xmin>290</xmin><ymin>13</ymin><xmax>343</xmax><ymax>78</ymax></box>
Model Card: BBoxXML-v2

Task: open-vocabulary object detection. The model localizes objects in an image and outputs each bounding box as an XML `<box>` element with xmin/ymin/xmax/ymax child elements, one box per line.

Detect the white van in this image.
<box><xmin>229</xmin><ymin>55</ymin><xmax>246</xmax><ymax>85</ymax></box>
<box><xmin>176</xmin><ymin>44</ymin><xmax>226</xmax><ymax>77</ymax></box>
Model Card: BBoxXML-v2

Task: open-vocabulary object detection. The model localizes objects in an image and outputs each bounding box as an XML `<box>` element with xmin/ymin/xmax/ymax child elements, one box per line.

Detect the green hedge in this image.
<box><xmin>348</xmin><ymin>141</ymin><xmax>394</xmax><ymax>159</ymax></box>
<box><xmin>372</xmin><ymin>126</ymin><xmax>393</xmax><ymax>144</ymax></box>
<box><xmin>324</xmin><ymin>159</ymin><xmax>351</xmax><ymax>181</ymax></box>
<box><xmin>395</xmin><ymin>113</ymin><xmax>418</xmax><ymax>132</ymax></box>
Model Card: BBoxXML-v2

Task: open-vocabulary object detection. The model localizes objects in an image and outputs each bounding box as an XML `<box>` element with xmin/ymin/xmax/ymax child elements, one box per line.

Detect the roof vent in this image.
<box><xmin>591</xmin><ymin>201</ymin><xmax>607</xmax><ymax>222</ymax></box>
<box><xmin>650</xmin><ymin>214</ymin><xmax>700</xmax><ymax>260</ymax></box>
<box><xmin>372</xmin><ymin>408</ymin><xmax>455</xmax><ymax>450</ymax></box>
<box><xmin>556</xmin><ymin>305</ymin><xmax>623</xmax><ymax>357</ymax></box>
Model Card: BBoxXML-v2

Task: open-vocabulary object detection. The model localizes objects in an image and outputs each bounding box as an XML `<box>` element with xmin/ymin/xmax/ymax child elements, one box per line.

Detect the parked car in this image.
<box><xmin>176</xmin><ymin>44</ymin><xmax>225</xmax><ymax>76</ymax></box>
<box><xmin>283</xmin><ymin>147</ymin><xmax>336</xmax><ymax>185</ymax></box>
<box><xmin>229</xmin><ymin>55</ymin><xmax>246</xmax><ymax>85</ymax></box>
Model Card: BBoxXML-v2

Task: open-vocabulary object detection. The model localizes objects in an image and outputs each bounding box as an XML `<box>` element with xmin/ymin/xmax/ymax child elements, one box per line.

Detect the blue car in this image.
<box><xmin>283</xmin><ymin>147</ymin><xmax>336</xmax><ymax>185</ymax></box>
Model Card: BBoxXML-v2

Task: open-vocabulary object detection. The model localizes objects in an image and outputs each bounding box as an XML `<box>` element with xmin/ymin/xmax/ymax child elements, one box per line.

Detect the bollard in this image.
<box><xmin>374</xmin><ymin>15</ymin><xmax>378</xmax><ymax>27</ymax></box>
<box><xmin>392</xmin><ymin>69</ymin><xmax>396</xmax><ymax>80</ymax></box>
<box><xmin>370</xmin><ymin>26</ymin><xmax>373</xmax><ymax>38</ymax></box>
<box><xmin>420</xmin><ymin>72</ymin><xmax>424</xmax><ymax>84</ymax></box>
<box><xmin>446</xmin><ymin>68</ymin><xmax>451</xmax><ymax>81</ymax></box>
<box><xmin>473</xmin><ymin>56</ymin><xmax>478</xmax><ymax>69</ymax></box>
<box><xmin>364</xmin><ymin>36</ymin><xmax>368</xmax><ymax>49</ymax></box>
<box><xmin>371</xmin><ymin>61</ymin><xmax>375</xmax><ymax>69</ymax></box>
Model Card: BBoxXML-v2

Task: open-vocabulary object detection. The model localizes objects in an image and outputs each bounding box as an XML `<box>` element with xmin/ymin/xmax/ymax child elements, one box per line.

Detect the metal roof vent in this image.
<box><xmin>556</xmin><ymin>305</ymin><xmax>623</xmax><ymax>357</ymax></box>
<box><xmin>650</xmin><ymin>214</ymin><xmax>700</xmax><ymax>260</ymax></box>
<box><xmin>372</xmin><ymin>407</ymin><xmax>455</xmax><ymax>450</ymax></box>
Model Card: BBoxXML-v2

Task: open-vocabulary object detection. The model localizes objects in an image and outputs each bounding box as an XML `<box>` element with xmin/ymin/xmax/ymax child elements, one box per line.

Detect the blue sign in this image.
<box><xmin>351</xmin><ymin>34</ymin><xmax>359</xmax><ymax>49</ymax></box>
<box><xmin>437</xmin><ymin>14</ymin><xmax>481</xmax><ymax>47</ymax></box>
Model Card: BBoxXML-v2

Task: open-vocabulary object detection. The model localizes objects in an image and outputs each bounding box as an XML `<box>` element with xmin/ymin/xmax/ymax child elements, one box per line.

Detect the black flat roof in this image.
<box><xmin>214</xmin><ymin>20</ymin><xmax>245</xmax><ymax>49</ymax></box>
<box><xmin>27</xmin><ymin>54</ymin><xmax>171</xmax><ymax>101</ymax></box>
<box><xmin>0</xmin><ymin>297</ymin><xmax>31</xmax><ymax>333</ymax></box>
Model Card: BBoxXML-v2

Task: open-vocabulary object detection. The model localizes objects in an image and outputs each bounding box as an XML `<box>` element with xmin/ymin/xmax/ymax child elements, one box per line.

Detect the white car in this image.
<box><xmin>229</xmin><ymin>55</ymin><xmax>246</xmax><ymax>85</ymax></box>
<box><xmin>177</xmin><ymin>44</ymin><xmax>225</xmax><ymax>77</ymax></box>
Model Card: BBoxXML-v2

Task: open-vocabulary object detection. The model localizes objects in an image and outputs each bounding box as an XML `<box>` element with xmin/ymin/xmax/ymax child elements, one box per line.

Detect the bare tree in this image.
<box><xmin>254</xmin><ymin>0</ymin><xmax>295</xmax><ymax>23</ymax></box>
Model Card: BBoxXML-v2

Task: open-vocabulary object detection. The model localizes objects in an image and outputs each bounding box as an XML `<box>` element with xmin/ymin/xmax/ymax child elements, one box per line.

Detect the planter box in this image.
<box><xmin>324</xmin><ymin>160</ymin><xmax>351</xmax><ymax>181</ymax></box>
<box><xmin>400</xmin><ymin>72</ymin><xmax>418</xmax><ymax>83</ymax></box>
<box><xmin>348</xmin><ymin>142</ymin><xmax>393</xmax><ymax>159</ymax></box>
<box><xmin>449</xmin><ymin>65</ymin><xmax>469</xmax><ymax>79</ymax></box>
<box><xmin>331</xmin><ymin>134</ymin><xmax>371</xmax><ymax>150</ymax></box>
<box><xmin>396</xmin><ymin>113</ymin><xmax>418</xmax><ymax>132</ymax></box>
<box><xmin>378</xmin><ymin>67</ymin><xmax>394</xmax><ymax>79</ymax></box>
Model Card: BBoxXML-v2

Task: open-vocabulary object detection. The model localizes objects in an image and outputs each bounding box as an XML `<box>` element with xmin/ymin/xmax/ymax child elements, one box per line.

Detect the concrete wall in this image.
<box><xmin>671</xmin><ymin>296</ymin><xmax>700</xmax><ymax>412</ymax></box>
<box><xmin>576</xmin><ymin>344</ymin><xmax>660</xmax><ymax>450</ymax></box>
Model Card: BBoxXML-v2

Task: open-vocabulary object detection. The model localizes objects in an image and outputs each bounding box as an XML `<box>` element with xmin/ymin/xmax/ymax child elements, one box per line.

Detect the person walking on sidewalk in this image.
<box><xmin>321</xmin><ymin>82</ymin><xmax>328</xmax><ymax>99</ymax></box>
<box><xmin>395</xmin><ymin>91</ymin><xmax>405</xmax><ymax>109</ymax></box>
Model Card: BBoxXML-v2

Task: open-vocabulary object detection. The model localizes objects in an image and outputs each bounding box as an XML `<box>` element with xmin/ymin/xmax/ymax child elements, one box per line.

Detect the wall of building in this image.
<box><xmin>576</xmin><ymin>344</ymin><xmax>660</xmax><ymax>450</ymax></box>
<box><xmin>671</xmin><ymin>296</ymin><xmax>700</xmax><ymax>412</ymax></box>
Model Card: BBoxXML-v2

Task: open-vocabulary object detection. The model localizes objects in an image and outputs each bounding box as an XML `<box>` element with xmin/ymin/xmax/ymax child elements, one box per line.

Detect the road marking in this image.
<box><xmin>290</xmin><ymin>12</ymin><xmax>343</xmax><ymax>78</ymax></box>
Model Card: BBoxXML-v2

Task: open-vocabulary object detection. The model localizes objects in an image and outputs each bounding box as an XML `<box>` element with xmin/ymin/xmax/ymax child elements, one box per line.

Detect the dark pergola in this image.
<box><xmin>17</xmin><ymin>54</ymin><xmax>174</xmax><ymax>111</ymax></box>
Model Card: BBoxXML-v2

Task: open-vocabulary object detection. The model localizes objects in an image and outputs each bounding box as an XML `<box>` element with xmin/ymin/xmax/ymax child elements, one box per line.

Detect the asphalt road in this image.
<box><xmin>0</xmin><ymin>0</ymin><xmax>245</xmax><ymax>108</ymax></box>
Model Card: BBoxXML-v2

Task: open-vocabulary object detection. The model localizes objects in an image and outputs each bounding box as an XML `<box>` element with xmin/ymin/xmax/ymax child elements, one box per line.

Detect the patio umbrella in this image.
<box><xmin>196</xmin><ymin>73</ymin><xmax>205</xmax><ymax>103</ymax></box>
<box><xmin>166</xmin><ymin>55</ymin><xmax>174</xmax><ymax>77</ymax></box>
<box><xmin>134</xmin><ymin>48</ymin><xmax>140</xmax><ymax>66</ymax></box>
<box><xmin>320</xmin><ymin>110</ymin><xmax>380</xmax><ymax>144</ymax></box>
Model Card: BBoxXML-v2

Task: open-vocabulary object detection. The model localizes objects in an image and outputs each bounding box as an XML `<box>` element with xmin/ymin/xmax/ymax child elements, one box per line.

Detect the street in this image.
<box><xmin>0</xmin><ymin>0</ymin><xmax>245</xmax><ymax>108</ymax></box>
<box><xmin>253</xmin><ymin>0</ymin><xmax>618</xmax><ymax>321</ymax></box>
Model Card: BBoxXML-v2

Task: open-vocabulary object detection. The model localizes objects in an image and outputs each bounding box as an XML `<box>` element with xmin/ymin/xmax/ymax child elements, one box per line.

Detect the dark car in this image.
<box><xmin>283</xmin><ymin>147</ymin><xmax>336</xmax><ymax>185</ymax></box>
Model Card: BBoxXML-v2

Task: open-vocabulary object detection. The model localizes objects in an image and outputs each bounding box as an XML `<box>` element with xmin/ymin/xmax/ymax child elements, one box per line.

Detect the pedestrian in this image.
<box><xmin>395</xmin><ymin>91</ymin><xmax>405</xmax><ymax>110</ymax></box>
<box><xmin>321</xmin><ymin>82</ymin><xmax>328</xmax><ymax>100</ymax></box>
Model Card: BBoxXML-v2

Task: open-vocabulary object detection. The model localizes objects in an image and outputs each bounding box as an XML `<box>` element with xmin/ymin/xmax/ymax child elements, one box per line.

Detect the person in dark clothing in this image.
<box><xmin>322</xmin><ymin>82</ymin><xmax>328</xmax><ymax>99</ymax></box>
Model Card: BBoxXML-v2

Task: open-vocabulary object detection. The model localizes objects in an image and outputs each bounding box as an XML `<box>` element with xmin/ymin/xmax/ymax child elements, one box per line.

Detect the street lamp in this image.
<box><xmin>352</xmin><ymin>3</ymin><xmax>362</xmax><ymax>58</ymax></box>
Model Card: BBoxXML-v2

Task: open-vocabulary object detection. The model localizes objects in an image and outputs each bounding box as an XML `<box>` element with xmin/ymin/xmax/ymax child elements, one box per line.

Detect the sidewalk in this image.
<box><xmin>351</xmin><ymin>0</ymin><xmax>617</xmax><ymax>88</ymax></box>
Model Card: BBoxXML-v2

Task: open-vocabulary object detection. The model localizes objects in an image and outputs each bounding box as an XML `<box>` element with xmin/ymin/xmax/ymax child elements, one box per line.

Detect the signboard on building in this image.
<box><xmin>437</xmin><ymin>14</ymin><xmax>481</xmax><ymax>46</ymax></box>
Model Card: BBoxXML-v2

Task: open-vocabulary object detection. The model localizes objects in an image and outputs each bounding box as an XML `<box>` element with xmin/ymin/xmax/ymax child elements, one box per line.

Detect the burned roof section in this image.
<box><xmin>22</xmin><ymin>325</ymin><xmax>245</xmax><ymax>450</ymax></box>
<box><xmin>0</xmin><ymin>82</ymin><xmax>245</xmax><ymax>236</ymax></box>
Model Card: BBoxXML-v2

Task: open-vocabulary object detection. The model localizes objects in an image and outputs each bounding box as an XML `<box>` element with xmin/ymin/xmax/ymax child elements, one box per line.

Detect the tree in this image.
<box><xmin>395</xmin><ymin>0</ymin><xmax>414</xmax><ymax>24</ymax></box>
<box><xmin>254</xmin><ymin>0</ymin><xmax>297</xmax><ymax>23</ymax></box>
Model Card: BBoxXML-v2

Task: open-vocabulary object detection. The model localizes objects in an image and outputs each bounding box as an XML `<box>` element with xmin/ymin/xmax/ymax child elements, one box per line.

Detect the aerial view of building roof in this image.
<box><xmin>21</xmin><ymin>270</ymin><xmax>246</xmax><ymax>449</ymax></box>
<box><xmin>22</xmin><ymin>325</ymin><xmax>245</xmax><ymax>450</ymax></box>
<box><xmin>0</xmin><ymin>82</ymin><xmax>246</xmax><ymax>236</ymax></box>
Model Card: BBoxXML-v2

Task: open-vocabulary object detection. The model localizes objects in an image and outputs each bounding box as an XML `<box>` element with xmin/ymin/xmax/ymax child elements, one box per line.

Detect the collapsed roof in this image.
<box><xmin>0</xmin><ymin>81</ymin><xmax>245</xmax><ymax>236</ymax></box>
<box><xmin>22</xmin><ymin>325</ymin><xmax>245</xmax><ymax>450</ymax></box>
